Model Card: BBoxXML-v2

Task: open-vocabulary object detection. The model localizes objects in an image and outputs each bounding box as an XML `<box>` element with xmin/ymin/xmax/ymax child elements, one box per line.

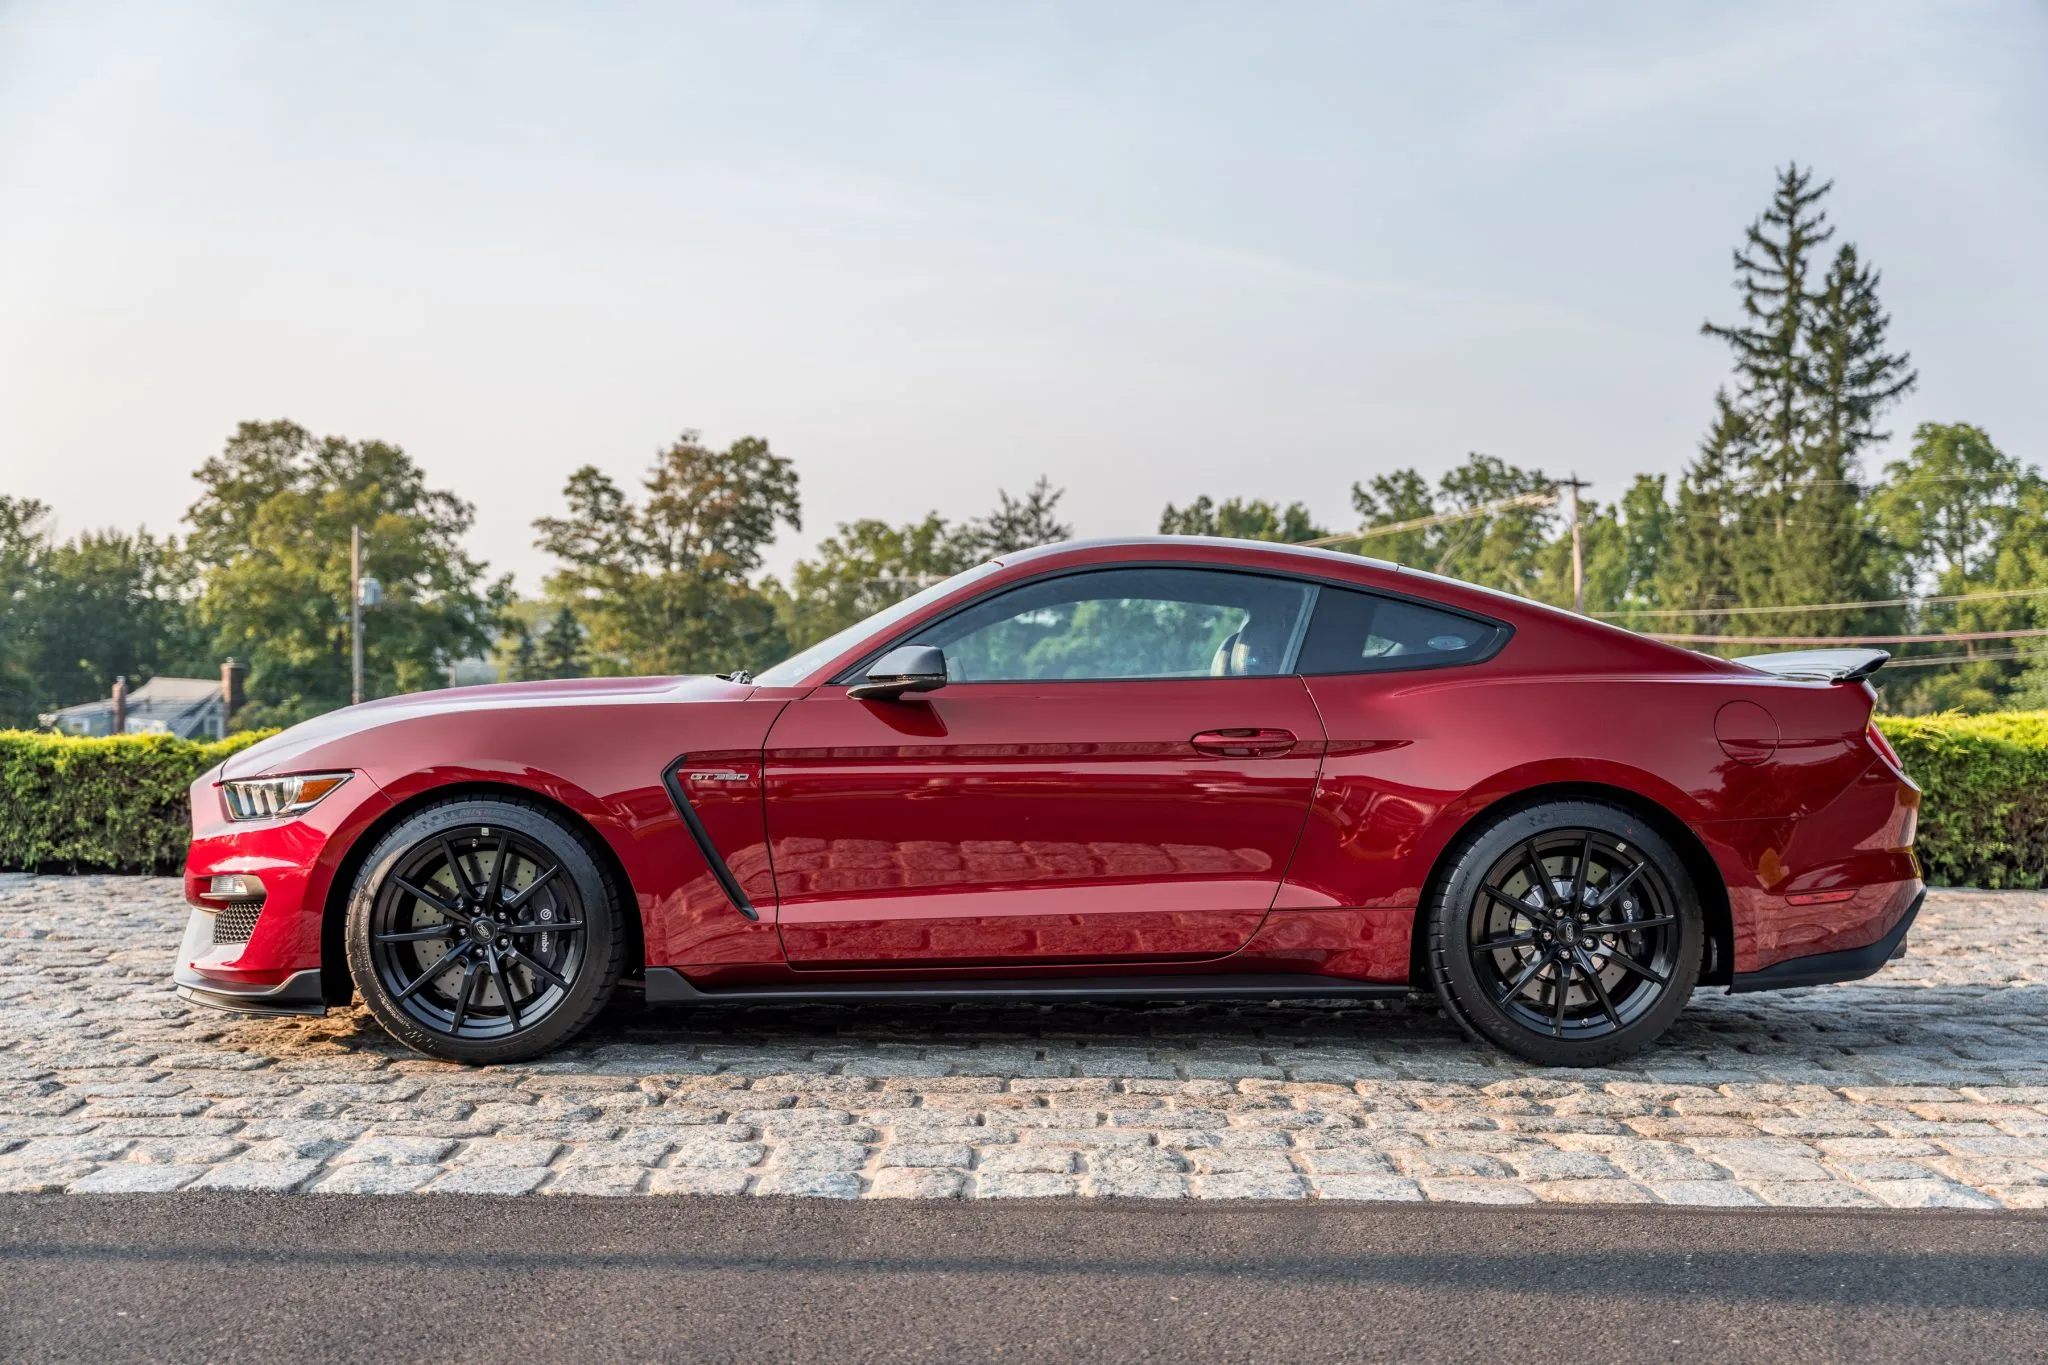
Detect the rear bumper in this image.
<box><xmin>1728</xmin><ymin>887</ymin><xmax>1924</xmax><ymax>993</ymax></box>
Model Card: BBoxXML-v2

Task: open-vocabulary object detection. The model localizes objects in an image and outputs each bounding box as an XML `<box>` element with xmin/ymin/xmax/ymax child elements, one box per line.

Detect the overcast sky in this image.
<box><xmin>3</xmin><ymin>0</ymin><xmax>2044</xmax><ymax>591</ymax></box>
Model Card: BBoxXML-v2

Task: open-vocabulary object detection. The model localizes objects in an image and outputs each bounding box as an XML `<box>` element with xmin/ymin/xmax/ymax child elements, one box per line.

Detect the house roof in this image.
<box><xmin>46</xmin><ymin>677</ymin><xmax>222</xmax><ymax>720</ymax></box>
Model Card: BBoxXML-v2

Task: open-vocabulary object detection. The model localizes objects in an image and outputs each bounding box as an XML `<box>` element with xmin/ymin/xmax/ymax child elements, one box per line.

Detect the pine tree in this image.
<box><xmin>1701</xmin><ymin>164</ymin><xmax>1835</xmax><ymax>506</ymax></box>
<box><xmin>1671</xmin><ymin>165</ymin><xmax>1916</xmax><ymax>638</ymax></box>
<box><xmin>1658</xmin><ymin>392</ymin><xmax>1751</xmax><ymax>633</ymax></box>
<box><xmin>539</xmin><ymin>605</ymin><xmax>587</xmax><ymax>679</ymax></box>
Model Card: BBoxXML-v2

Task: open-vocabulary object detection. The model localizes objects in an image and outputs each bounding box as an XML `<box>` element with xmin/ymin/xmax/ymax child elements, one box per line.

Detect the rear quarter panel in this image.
<box><xmin>1271</xmin><ymin>600</ymin><xmax>1900</xmax><ymax>978</ymax></box>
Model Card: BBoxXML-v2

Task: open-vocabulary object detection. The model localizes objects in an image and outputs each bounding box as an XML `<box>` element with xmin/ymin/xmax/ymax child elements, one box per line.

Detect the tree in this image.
<box><xmin>1347</xmin><ymin>469</ymin><xmax>1435</xmax><ymax>566</ymax></box>
<box><xmin>1676</xmin><ymin>165</ymin><xmax>1914</xmax><ymax>638</ymax></box>
<box><xmin>496</xmin><ymin>616</ymin><xmax>540</xmax><ymax>682</ymax></box>
<box><xmin>538</xmin><ymin>605</ymin><xmax>588</xmax><ymax>679</ymax></box>
<box><xmin>770</xmin><ymin>477</ymin><xmax>1071</xmax><ymax>653</ymax></box>
<box><xmin>1158</xmin><ymin>496</ymin><xmax>1326</xmax><ymax>543</ymax></box>
<box><xmin>774</xmin><ymin>513</ymin><xmax>971</xmax><ymax>652</ymax></box>
<box><xmin>1872</xmin><ymin>423</ymin><xmax>2035</xmax><ymax>591</ymax></box>
<box><xmin>535</xmin><ymin>431</ymin><xmax>801</xmax><ymax>676</ymax></box>
<box><xmin>186</xmin><ymin>420</ymin><xmax>506</xmax><ymax>726</ymax></box>
<box><xmin>0</xmin><ymin>497</ymin><xmax>49</xmax><ymax>725</ymax></box>
<box><xmin>1431</xmin><ymin>454</ymin><xmax>1560</xmax><ymax>596</ymax></box>
<box><xmin>954</xmin><ymin>476</ymin><xmax>1072</xmax><ymax>558</ymax></box>
<box><xmin>1872</xmin><ymin>423</ymin><xmax>2048</xmax><ymax>713</ymax></box>
<box><xmin>23</xmin><ymin>528</ymin><xmax>201</xmax><ymax>711</ymax></box>
<box><xmin>1656</xmin><ymin>393</ymin><xmax>1751</xmax><ymax>631</ymax></box>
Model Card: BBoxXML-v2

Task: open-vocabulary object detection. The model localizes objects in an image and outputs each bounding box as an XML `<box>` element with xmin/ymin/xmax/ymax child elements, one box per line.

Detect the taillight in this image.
<box><xmin>1866</xmin><ymin>721</ymin><xmax>1904</xmax><ymax>773</ymax></box>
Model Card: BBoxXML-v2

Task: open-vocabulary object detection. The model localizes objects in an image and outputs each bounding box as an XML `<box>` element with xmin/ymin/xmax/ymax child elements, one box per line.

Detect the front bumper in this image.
<box><xmin>172</xmin><ymin>905</ymin><xmax>329</xmax><ymax>1015</ymax></box>
<box><xmin>175</xmin><ymin>765</ymin><xmax>391</xmax><ymax>1010</ymax></box>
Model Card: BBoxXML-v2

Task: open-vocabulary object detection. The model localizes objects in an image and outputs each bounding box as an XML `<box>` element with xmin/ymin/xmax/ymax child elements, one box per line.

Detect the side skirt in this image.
<box><xmin>642</xmin><ymin>968</ymin><xmax>1411</xmax><ymax>1007</ymax></box>
<box><xmin>1727</xmin><ymin>889</ymin><xmax>1926</xmax><ymax>994</ymax></box>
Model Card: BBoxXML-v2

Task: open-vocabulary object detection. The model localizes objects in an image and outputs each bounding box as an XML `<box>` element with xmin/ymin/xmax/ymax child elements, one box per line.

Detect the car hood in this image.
<box><xmin>220</xmin><ymin>675</ymin><xmax>736</xmax><ymax>778</ymax></box>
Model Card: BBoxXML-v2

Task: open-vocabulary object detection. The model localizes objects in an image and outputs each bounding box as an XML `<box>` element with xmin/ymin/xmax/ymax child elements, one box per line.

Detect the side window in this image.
<box><xmin>903</xmin><ymin>568</ymin><xmax>1314</xmax><ymax>682</ymax></box>
<box><xmin>1295</xmin><ymin>587</ymin><xmax>1502</xmax><ymax>675</ymax></box>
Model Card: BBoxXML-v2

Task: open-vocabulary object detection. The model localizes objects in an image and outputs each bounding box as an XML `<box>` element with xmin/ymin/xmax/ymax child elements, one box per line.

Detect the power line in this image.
<box><xmin>1647</xmin><ymin>627</ymin><xmax>2048</xmax><ymax>646</ymax></box>
<box><xmin>1296</xmin><ymin>491</ymin><xmax>1558</xmax><ymax>549</ymax></box>
<box><xmin>1597</xmin><ymin>584</ymin><xmax>2048</xmax><ymax>620</ymax></box>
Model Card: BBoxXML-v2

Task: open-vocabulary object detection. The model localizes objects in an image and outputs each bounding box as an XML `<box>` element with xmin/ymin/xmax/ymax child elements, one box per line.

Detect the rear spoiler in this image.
<box><xmin>1730</xmin><ymin>648</ymin><xmax>1890</xmax><ymax>684</ymax></box>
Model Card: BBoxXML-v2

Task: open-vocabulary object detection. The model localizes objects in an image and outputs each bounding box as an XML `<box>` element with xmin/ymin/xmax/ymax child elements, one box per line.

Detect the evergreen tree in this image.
<box><xmin>538</xmin><ymin>605</ymin><xmax>587</xmax><ymax>679</ymax></box>
<box><xmin>1659</xmin><ymin>391</ymin><xmax>1754</xmax><ymax>631</ymax></box>
<box><xmin>1672</xmin><ymin>165</ymin><xmax>1915</xmax><ymax>639</ymax></box>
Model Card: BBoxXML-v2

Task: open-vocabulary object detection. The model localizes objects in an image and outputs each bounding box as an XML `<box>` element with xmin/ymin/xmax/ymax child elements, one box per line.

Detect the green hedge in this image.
<box><xmin>0</xmin><ymin>730</ymin><xmax>275</xmax><ymax>874</ymax></box>
<box><xmin>1878</xmin><ymin>711</ymin><xmax>2048</xmax><ymax>890</ymax></box>
<box><xmin>1</xmin><ymin>715</ymin><xmax>2042</xmax><ymax>886</ymax></box>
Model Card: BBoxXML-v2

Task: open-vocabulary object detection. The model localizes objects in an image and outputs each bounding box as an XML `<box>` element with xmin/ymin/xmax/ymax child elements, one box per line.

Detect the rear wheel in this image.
<box><xmin>345</xmin><ymin>797</ymin><xmax>624</xmax><ymax>1064</ymax></box>
<box><xmin>1426</xmin><ymin>800</ymin><xmax>1701</xmax><ymax>1067</ymax></box>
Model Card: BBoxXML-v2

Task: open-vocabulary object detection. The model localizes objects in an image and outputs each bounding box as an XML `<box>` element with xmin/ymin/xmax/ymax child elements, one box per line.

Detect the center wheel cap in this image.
<box><xmin>469</xmin><ymin>921</ymin><xmax>495</xmax><ymax>943</ymax></box>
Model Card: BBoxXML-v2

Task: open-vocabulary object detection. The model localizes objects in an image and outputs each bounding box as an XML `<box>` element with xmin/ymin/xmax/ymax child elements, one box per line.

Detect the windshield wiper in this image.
<box><xmin>716</xmin><ymin>668</ymin><xmax>755</xmax><ymax>685</ymax></box>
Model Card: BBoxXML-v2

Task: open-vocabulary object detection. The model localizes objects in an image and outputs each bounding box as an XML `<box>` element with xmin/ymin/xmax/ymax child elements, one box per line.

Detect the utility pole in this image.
<box><xmin>350</xmin><ymin>525</ymin><xmax>364</xmax><ymax>705</ymax></box>
<box><xmin>1562</xmin><ymin>475</ymin><xmax>1591</xmax><ymax>615</ymax></box>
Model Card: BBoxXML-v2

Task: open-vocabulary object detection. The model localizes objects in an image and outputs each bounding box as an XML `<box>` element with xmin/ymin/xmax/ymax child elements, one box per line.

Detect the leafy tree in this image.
<box><xmin>187</xmin><ymin>420</ymin><xmax>507</xmax><ymax>726</ymax></box>
<box><xmin>775</xmin><ymin>513</ymin><xmax>971</xmax><ymax>652</ymax></box>
<box><xmin>535</xmin><ymin>431</ymin><xmax>800</xmax><ymax>676</ymax></box>
<box><xmin>0</xmin><ymin>497</ymin><xmax>49</xmax><ymax>725</ymax></box>
<box><xmin>1873</xmin><ymin>424</ymin><xmax>2048</xmax><ymax>713</ymax></box>
<box><xmin>1873</xmin><ymin>423</ymin><xmax>2038</xmax><ymax>591</ymax></box>
<box><xmin>954</xmin><ymin>476</ymin><xmax>1072</xmax><ymax>558</ymax></box>
<box><xmin>1347</xmin><ymin>469</ymin><xmax>1435</xmax><ymax>566</ymax></box>
<box><xmin>770</xmin><ymin>478</ymin><xmax>1071</xmax><ymax>653</ymax></box>
<box><xmin>1158</xmin><ymin>496</ymin><xmax>1326</xmax><ymax>543</ymax></box>
<box><xmin>1431</xmin><ymin>454</ymin><xmax>1560</xmax><ymax>596</ymax></box>
<box><xmin>24</xmin><ymin>528</ymin><xmax>202</xmax><ymax>711</ymax></box>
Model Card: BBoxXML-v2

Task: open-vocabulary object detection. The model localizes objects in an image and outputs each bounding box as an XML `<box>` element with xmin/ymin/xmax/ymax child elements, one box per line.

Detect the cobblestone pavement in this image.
<box><xmin>3</xmin><ymin>875</ymin><xmax>2046</xmax><ymax>1207</ymax></box>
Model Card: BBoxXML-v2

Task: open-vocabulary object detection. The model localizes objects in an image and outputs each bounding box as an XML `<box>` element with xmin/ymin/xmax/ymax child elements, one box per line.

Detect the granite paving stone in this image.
<box><xmin>2</xmin><ymin>875</ymin><xmax>2044</xmax><ymax>1206</ymax></box>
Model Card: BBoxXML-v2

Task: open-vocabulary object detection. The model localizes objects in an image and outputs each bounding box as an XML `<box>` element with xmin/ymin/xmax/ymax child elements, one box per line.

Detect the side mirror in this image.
<box><xmin>848</xmin><ymin>645</ymin><xmax>949</xmax><ymax>702</ymax></box>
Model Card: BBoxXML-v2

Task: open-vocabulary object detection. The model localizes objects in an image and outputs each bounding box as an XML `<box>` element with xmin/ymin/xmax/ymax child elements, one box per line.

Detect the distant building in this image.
<box><xmin>41</xmin><ymin>662</ymin><xmax>247</xmax><ymax>740</ymax></box>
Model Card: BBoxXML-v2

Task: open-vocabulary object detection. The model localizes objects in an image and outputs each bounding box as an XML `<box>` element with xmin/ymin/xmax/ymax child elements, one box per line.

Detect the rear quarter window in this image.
<box><xmin>1295</xmin><ymin>586</ymin><xmax>1506</xmax><ymax>675</ymax></box>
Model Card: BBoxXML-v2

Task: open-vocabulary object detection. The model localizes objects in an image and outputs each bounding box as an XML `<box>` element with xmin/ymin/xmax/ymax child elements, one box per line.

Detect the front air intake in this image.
<box><xmin>212</xmin><ymin>904</ymin><xmax>261</xmax><ymax>945</ymax></box>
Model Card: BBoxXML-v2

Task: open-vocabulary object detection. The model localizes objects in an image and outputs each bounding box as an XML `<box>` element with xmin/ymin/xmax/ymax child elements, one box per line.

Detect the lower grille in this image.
<box><xmin>212</xmin><ymin>903</ymin><xmax>262</xmax><ymax>945</ymax></box>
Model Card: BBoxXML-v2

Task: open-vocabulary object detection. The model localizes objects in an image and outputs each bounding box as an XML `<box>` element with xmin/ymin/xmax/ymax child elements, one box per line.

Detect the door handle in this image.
<box><xmin>1190</xmin><ymin>728</ymin><xmax>1297</xmax><ymax>757</ymax></box>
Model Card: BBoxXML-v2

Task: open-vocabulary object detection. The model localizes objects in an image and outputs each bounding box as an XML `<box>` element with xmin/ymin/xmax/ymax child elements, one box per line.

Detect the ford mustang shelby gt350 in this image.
<box><xmin>174</xmin><ymin>537</ymin><xmax>1922</xmax><ymax>1066</ymax></box>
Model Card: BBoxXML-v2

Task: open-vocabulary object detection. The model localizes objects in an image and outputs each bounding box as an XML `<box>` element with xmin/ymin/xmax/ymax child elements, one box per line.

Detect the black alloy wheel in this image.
<box><xmin>346</xmin><ymin>797</ymin><xmax>623</xmax><ymax>1063</ymax></box>
<box><xmin>1428</xmin><ymin>800</ymin><xmax>1701</xmax><ymax>1067</ymax></box>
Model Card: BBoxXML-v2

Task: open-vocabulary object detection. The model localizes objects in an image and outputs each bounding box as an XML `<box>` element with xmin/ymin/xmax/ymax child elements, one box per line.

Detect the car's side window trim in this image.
<box><xmin>1295</xmin><ymin>585</ymin><xmax>1515</xmax><ymax>677</ymax></box>
<box><xmin>1277</xmin><ymin>583</ymin><xmax>1321</xmax><ymax>675</ymax></box>
<box><xmin>830</xmin><ymin>563</ymin><xmax>1510</xmax><ymax>686</ymax></box>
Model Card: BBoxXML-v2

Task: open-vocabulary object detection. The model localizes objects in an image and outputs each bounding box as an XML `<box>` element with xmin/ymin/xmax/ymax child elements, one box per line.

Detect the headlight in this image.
<box><xmin>219</xmin><ymin>772</ymin><xmax>352</xmax><ymax>821</ymax></box>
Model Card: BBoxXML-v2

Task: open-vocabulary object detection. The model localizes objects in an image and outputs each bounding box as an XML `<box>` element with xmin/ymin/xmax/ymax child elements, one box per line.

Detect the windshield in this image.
<box><xmin>751</xmin><ymin>560</ymin><xmax>1007</xmax><ymax>687</ymax></box>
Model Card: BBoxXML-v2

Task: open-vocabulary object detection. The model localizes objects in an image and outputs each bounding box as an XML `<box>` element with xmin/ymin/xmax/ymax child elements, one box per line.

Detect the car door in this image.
<box><xmin>762</xmin><ymin>566</ymin><xmax>1328</xmax><ymax>969</ymax></box>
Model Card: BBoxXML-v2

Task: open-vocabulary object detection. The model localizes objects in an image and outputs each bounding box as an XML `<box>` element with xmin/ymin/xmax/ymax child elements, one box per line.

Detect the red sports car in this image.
<box><xmin>175</xmin><ymin>537</ymin><xmax>1923</xmax><ymax>1067</ymax></box>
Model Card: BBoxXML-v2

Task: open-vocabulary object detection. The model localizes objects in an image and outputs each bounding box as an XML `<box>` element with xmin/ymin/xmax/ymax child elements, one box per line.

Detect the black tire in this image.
<box><xmin>345</xmin><ymin>796</ymin><xmax>625</xmax><ymax>1064</ymax></box>
<box><xmin>1426</xmin><ymin>800</ymin><xmax>1701</xmax><ymax>1067</ymax></box>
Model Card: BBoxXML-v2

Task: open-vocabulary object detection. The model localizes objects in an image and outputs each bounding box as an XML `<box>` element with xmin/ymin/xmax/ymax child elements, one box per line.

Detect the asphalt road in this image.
<box><xmin>2</xmin><ymin>1196</ymin><xmax>2044</xmax><ymax>1363</ymax></box>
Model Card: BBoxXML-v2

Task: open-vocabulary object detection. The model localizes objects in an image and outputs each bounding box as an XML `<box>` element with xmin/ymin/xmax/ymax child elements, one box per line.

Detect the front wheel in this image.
<box><xmin>1426</xmin><ymin>800</ymin><xmax>1702</xmax><ymax>1067</ymax></box>
<box><xmin>345</xmin><ymin>797</ymin><xmax>624</xmax><ymax>1064</ymax></box>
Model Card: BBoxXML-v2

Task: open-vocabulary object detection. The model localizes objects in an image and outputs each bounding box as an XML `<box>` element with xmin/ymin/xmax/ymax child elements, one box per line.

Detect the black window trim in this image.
<box><xmin>829</xmin><ymin>562</ymin><xmax>1515</xmax><ymax>686</ymax></box>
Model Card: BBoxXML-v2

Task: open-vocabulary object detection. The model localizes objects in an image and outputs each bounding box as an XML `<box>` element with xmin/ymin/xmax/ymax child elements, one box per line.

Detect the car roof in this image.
<box><xmin>1003</xmin><ymin>536</ymin><xmax>1401</xmax><ymax>575</ymax></box>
